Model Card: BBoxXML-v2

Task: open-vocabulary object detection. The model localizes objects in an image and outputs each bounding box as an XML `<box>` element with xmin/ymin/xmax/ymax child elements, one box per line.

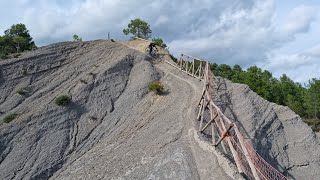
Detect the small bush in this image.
<box><xmin>22</xmin><ymin>68</ymin><xmax>27</xmax><ymax>76</ymax></box>
<box><xmin>152</xmin><ymin>37</ymin><xmax>167</xmax><ymax>48</ymax></box>
<box><xmin>148</xmin><ymin>81</ymin><xmax>164</xmax><ymax>95</ymax></box>
<box><xmin>304</xmin><ymin>118</ymin><xmax>320</xmax><ymax>125</ymax></box>
<box><xmin>55</xmin><ymin>95</ymin><xmax>72</xmax><ymax>106</ymax></box>
<box><xmin>3</xmin><ymin>113</ymin><xmax>17</xmax><ymax>123</ymax></box>
<box><xmin>16</xmin><ymin>88</ymin><xmax>26</xmax><ymax>95</ymax></box>
<box><xmin>0</xmin><ymin>54</ymin><xmax>8</xmax><ymax>60</ymax></box>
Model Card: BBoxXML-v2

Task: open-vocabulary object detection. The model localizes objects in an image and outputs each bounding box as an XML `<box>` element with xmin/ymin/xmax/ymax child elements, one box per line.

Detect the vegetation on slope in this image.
<box><xmin>55</xmin><ymin>95</ymin><xmax>72</xmax><ymax>106</ymax></box>
<box><xmin>2</xmin><ymin>113</ymin><xmax>17</xmax><ymax>123</ymax></box>
<box><xmin>0</xmin><ymin>23</ymin><xmax>36</xmax><ymax>58</ymax></box>
<box><xmin>210</xmin><ymin>63</ymin><xmax>320</xmax><ymax>131</ymax></box>
<box><xmin>148</xmin><ymin>81</ymin><xmax>165</xmax><ymax>95</ymax></box>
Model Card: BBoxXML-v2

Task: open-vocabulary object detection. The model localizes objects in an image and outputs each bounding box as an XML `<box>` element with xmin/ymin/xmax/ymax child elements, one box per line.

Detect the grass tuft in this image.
<box><xmin>55</xmin><ymin>95</ymin><xmax>72</xmax><ymax>106</ymax></box>
<box><xmin>3</xmin><ymin>113</ymin><xmax>17</xmax><ymax>123</ymax></box>
<box><xmin>148</xmin><ymin>81</ymin><xmax>164</xmax><ymax>95</ymax></box>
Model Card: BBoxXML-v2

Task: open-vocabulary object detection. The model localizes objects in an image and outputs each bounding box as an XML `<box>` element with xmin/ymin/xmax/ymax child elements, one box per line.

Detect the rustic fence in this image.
<box><xmin>165</xmin><ymin>54</ymin><xmax>287</xmax><ymax>180</ymax></box>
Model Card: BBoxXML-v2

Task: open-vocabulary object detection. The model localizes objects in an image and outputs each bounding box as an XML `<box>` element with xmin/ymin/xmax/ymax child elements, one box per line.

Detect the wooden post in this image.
<box><xmin>192</xmin><ymin>59</ymin><xmax>195</xmax><ymax>77</ymax></box>
<box><xmin>197</xmin><ymin>99</ymin><xmax>204</xmax><ymax>121</ymax></box>
<box><xmin>201</xmin><ymin>112</ymin><xmax>218</xmax><ymax>132</ymax></box>
<box><xmin>199</xmin><ymin>96</ymin><xmax>207</xmax><ymax>131</ymax></box>
<box><xmin>219</xmin><ymin>117</ymin><xmax>244</xmax><ymax>174</ymax></box>
<box><xmin>215</xmin><ymin>123</ymin><xmax>228</xmax><ymax>153</ymax></box>
<box><xmin>186</xmin><ymin>60</ymin><xmax>188</xmax><ymax>73</ymax></box>
<box><xmin>211</xmin><ymin>122</ymin><xmax>216</xmax><ymax>145</ymax></box>
<box><xmin>214</xmin><ymin>123</ymin><xmax>233</xmax><ymax>146</ymax></box>
<box><xmin>199</xmin><ymin>61</ymin><xmax>202</xmax><ymax>79</ymax></box>
<box><xmin>234</xmin><ymin>127</ymin><xmax>260</xmax><ymax>180</ymax></box>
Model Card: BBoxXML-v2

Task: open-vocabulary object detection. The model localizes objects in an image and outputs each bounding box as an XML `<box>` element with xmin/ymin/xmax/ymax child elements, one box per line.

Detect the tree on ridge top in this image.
<box><xmin>123</xmin><ymin>18</ymin><xmax>152</xmax><ymax>39</ymax></box>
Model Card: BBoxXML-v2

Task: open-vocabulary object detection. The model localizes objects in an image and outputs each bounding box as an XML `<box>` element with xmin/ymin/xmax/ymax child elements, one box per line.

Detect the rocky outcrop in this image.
<box><xmin>0</xmin><ymin>40</ymin><xmax>236</xmax><ymax>180</ymax></box>
<box><xmin>0</xmin><ymin>40</ymin><xmax>159</xmax><ymax>179</ymax></box>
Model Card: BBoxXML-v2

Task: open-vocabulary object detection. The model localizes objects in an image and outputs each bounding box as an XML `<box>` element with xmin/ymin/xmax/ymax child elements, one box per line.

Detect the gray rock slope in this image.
<box><xmin>0</xmin><ymin>40</ymin><xmax>160</xmax><ymax>179</ymax></box>
<box><xmin>0</xmin><ymin>40</ymin><xmax>238</xmax><ymax>180</ymax></box>
<box><xmin>215</xmin><ymin>77</ymin><xmax>320</xmax><ymax>180</ymax></box>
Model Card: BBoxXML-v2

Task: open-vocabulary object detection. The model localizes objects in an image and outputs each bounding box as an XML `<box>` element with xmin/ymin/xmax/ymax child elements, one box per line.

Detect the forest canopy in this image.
<box><xmin>210</xmin><ymin>63</ymin><xmax>320</xmax><ymax>131</ymax></box>
<box><xmin>0</xmin><ymin>23</ymin><xmax>36</xmax><ymax>59</ymax></box>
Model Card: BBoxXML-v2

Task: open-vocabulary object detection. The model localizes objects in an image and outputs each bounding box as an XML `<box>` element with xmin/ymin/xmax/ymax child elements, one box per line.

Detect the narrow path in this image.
<box><xmin>156</xmin><ymin>62</ymin><xmax>237</xmax><ymax>180</ymax></box>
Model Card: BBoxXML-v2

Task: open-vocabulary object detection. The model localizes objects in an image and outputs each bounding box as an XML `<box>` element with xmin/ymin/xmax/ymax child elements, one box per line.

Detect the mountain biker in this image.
<box><xmin>148</xmin><ymin>42</ymin><xmax>158</xmax><ymax>56</ymax></box>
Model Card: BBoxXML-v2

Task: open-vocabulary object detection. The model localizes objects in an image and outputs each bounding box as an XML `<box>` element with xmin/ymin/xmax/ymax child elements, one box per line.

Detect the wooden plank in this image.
<box><xmin>192</xmin><ymin>59</ymin><xmax>195</xmax><ymax>76</ymax></box>
<box><xmin>164</xmin><ymin>60</ymin><xmax>203</xmax><ymax>81</ymax></box>
<box><xmin>199</xmin><ymin>61</ymin><xmax>202</xmax><ymax>79</ymax></box>
<box><xmin>208</xmin><ymin>104</ymin><xmax>217</xmax><ymax>145</ymax></box>
<box><xmin>209</xmin><ymin>101</ymin><xmax>233</xmax><ymax>125</ymax></box>
<box><xmin>199</xmin><ymin>96</ymin><xmax>207</xmax><ymax>131</ymax></box>
<box><xmin>194</xmin><ymin>65</ymin><xmax>200</xmax><ymax>78</ymax></box>
<box><xmin>211</xmin><ymin>121</ymin><xmax>216</xmax><ymax>145</ymax></box>
<box><xmin>186</xmin><ymin>60</ymin><xmax>188</xmax><ymax>73</ymax></box>
<box><xmin>197</xmin><ymin>99</ymin><xmax>204</xmax><ymax>121</ymax></box>
<box><xmin>219</xmin><ymin>116</ymin><xmax>243</xmax><ymax>174</ymax></box>
<box><xmin>214</xmin><ymin>118</ymin><xmax>228</xmax><ymax>153</ymax></box>
<box><xmin>201</xmin><ymin>112</ymin><xmax>218</xmax><ymax>132</ymax></box>
<box><xmin>234</xmin><ymin>127</ymin><xmax>260</xmax><ymax>180</ymax></box>
<box><xmin>214</xmin><ymin>123</ymin><xmax>233</xmax><ymax>146</ymax></box>
<box><xmin>181</xmin><ymin>53</ymin><xmax>202</xmax><ymax>61</ymax></box>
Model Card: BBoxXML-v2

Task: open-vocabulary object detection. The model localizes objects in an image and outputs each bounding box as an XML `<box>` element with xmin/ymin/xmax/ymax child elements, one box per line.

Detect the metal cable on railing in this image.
<box><xmin>165</xmin><ymin>54</ymin><xmax>287</xmax><ymax>180</ymax></box>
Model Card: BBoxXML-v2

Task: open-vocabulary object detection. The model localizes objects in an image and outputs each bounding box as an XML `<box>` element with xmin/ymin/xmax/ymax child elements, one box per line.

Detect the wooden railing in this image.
<box><xmin>165</xmin><ymin>54</ymin><xmax>287</xmax><ymax>180</ymax></box>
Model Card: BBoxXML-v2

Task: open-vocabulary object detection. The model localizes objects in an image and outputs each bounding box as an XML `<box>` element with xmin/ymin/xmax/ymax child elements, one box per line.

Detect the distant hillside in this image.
<box><xmin>210</xmin><ymin>63</ymin><xmax>320</xmax><ymax>131</ymax></box>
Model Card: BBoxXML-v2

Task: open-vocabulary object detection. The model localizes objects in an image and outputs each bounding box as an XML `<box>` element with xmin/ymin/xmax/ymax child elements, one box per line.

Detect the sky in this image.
<box><xmin>0</xmin><ymin>0</ymin><xmax>319</xmax><ymax>83</ymax></box>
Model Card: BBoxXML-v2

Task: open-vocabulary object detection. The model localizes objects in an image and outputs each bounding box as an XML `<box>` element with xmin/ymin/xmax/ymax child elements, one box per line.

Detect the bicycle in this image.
<box><xmin>145</xmin><ymin>47</ymin><xmax>158</xmax><ymax>58</ymax></box>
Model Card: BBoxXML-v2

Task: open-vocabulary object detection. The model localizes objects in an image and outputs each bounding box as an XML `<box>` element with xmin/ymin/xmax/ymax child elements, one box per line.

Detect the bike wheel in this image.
<box><xmin>145</xmin><ymin>47</ymin><xmax>150</xmax><ymax>54</ymax></box>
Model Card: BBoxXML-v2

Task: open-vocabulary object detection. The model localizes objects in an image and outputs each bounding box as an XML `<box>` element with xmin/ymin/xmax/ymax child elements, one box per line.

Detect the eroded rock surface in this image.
<box><xmin>0</xmin><ymin>40</ymin><xmax>237</xmax><ymax>180</ymax></box>
<box><xmin>215</xmin><ymin>77</ymin><xmax>320</xmax><ymax>180</ymax></box>
<box><xmin>0</xmin><ymin>40</ymin><xmax>159</xmax><ymax>179</ymax></box>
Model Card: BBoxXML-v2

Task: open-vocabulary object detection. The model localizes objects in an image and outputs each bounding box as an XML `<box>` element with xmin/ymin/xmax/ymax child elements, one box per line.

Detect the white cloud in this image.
<box><xmin>0</xmin><ymin>0</ymin><xmax>319</xmax><ymax>82</ymax></box>
<box><xmin>280</xmin><ymin>5</ymin><xmax>317</xmax><ymax>35</ymax></box>
<box><xmin>154</xmin><ymin>15</ymin><xmax>169</xmax><ymax>26</ymax></box>
<box><xmin>259</xmin><ymin>43</ymin><xmax>320</xmax><ymax>83</ymax></box>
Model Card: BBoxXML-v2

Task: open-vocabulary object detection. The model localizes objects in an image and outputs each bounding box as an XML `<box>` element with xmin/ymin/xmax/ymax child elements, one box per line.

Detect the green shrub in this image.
<box><xmin>152</xmin><ymin>37</ymin><xmax>167</xmax><ymax>48</ymax></box>
<box><xmin>3</xmin><ymin>113</ymin><xmax>17</xmax><ymax>123</ymax></box>
<box><xmin>148</xmin><ymin>81</ymin><xmax>164</xmax><ymax>95</ymax></box>
<box><xmin>304</xmin><ymin>118</ymin><xmax>320</xmax><ymax>125</ymax></box>
<box><xmin>0</xmin><ymin>54</ymin><xmax>8</xmax><ymax>60</ymax></box>
<box><xmin>16</xmin><ymin>88</ymin><xmax>26</xmax><ymax>95</ymax></box>
<box><xmin>55</xmin><ymin>95</ymin><xmax>72</xmax><ymax>106</ymax></box>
